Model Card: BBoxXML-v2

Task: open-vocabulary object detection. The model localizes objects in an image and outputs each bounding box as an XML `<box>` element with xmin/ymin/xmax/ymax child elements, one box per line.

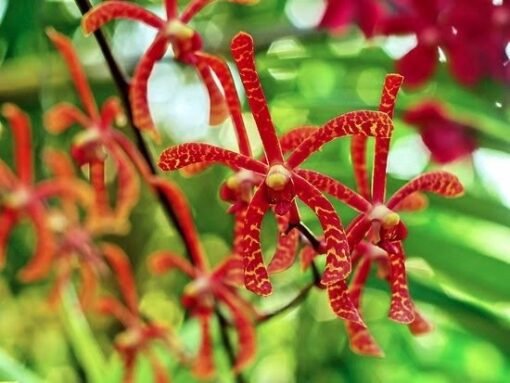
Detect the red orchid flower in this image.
<box><xmin>43</xmin><ymin>149</ymin><xmax>110</xmax><ymax>308</ymax></box>
<box><xmin>302</xmin><ymin>74</ymin><xmax>464</xmax><ymax>327</ymax></box>
<box><xmin>445</xmin><ymin>0</ymin><xmax>510</xmax><ymax>83</ymax></box>
<box><xmin>403</xmin><ymin>100</ymin><xmax>477</xmax><ymax>164</ymax></box>
<box><xmin>97</xmin><ymin>243</ymin><xmax>186</xmax><ymax>383</ymax></box>
<box><xmin>318</xmin><ymin>0</ymin><xmax>384</xmax><ymax>37</ymax></box>
<box><xmin>45</xmin><ymin>29</ymin><xmax>151</xmax><ymax>234</ymax></box>
<box><xmin>0</xmin><ymin>104</ymin><xmax>91</xmax><ymax>281</ymax></box>
<box><xmin>148</xmin><ymin>178</ymin><xmax>256</xmax><ymax>378</ymax></box>
<box><xmin>82</xmin><ymin>0</ymin><xmax>257</xmax><ymax>138</ymax></box>
<box><xmin>158</xmin><ymin>32</ymin><xmax>393</xmax><ymax>317</ymax></box>
<box><xmin>380</xmin><ymin>0</ymin><xmax>487</xmax><ymax>86</ymax></box>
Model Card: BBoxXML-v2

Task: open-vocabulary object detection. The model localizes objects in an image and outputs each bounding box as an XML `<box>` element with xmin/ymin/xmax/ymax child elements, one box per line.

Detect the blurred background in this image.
<box><xmin>0</xmin><ymin>0</ymin><xmax>510</xmax><ymax>382</ymax></box>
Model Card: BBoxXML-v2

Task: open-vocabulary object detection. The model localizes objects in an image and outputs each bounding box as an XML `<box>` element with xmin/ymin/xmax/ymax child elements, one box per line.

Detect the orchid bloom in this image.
<box><xmin>148</xmin><ymin>178</ymin><xmax>256</xmax><ymax>378</ymax></box>
<box><xmin>301</xmin><ymin>74</ymin><xmax>464</xmax><ymax>327</ymax></box>
<box><xmin>97</xmin><ymin>243</ymin><xmax>186</xmax><ymax>383</ymax></box>
<box><xmin>0</xmin><ymin>104</ymin><xmax>91</xmax><ymax>281</ymax></box>
<box><xmin>82</xmin><ymin>0</ymin><xmax>257</xmax><ymax>138</ymax></box>
<box><xmin>380</xmin><ymin>0</ymin><xmax>490</xmax><ymax>86</ymax></box>
<box><xmin>318</xmin><ymin>0</ymin><xmax>384</xmax><ymax>37</ymax></box>
<box><xmin>43</xmin><ymin>149</ymin><xmax>109</xmax><ymax>308</ymax></box>
<box><xmin>404</xmin><ymin>101</ymin><xmax>478</xmax><ymax>164</ymax></box>
<box><xmin>159</xmin><ymin>32</ymin><xmax>393</xmax><ymax>316</ymax></box>
<box><xmin>45</xmin><ymin>29</ymin><xmax>151</xmax><ymax>234</ymax></box>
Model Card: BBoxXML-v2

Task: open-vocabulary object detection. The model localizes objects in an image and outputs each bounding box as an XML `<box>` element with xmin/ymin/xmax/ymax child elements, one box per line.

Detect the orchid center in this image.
<box><xmin>265</xmin><ymin>164</ymin><xmax>291</xmax><ymax>191</ymax></box>
<box><xmin>2</xmin><ymin>187</ymin><xmax>31</xmax><ymax>209</ymax></box>
<box><xmin>368</xmin><ymin>204</ymin><xmax>400</xmax><ymax>229</ymax></box>
<box><xmin>164</xmin><ymin>19</ymin><xmax>195</xmax><ymax>40</ymax></box>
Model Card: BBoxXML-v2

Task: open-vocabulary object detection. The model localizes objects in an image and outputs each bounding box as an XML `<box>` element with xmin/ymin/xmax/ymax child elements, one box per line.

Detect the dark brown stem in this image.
<box><xmin>215</xmin><ymin>307</ymin><xmax>247</xmax><ymax>383</ymax></box>
<box><xmin>73</xmin><ymin>0</ymin><xmax>195</xmax><ymax>259</ymax></box>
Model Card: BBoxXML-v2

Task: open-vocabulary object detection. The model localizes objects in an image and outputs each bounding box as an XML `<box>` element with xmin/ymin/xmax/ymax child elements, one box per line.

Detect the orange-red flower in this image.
<box><xmin>96</xmin><ymin>243</ymin><xmax>186</xmax><ymax>383</ymax></box>
<box><xmin>82</xmin><ymin>0</ymin><xmax>257</xmax><ymax>138</ymax></box>
<box><xmin>297</xmin><ymin>74</ymin><xmax>463</xmax><ymax>355</ymax></box>
<box><xmin>45</xmin><ymin>29</ymin><xmax>151</xmax><ymax>234</ymax></box>
<box><xmin>159</xmin><ymin>33</ymin><xmax>393</xmax><ymax>318</ymax></box>
<box><xmin>0</xmin><ymin>104</ymin><xmax>91</xmax><ymax>281</ymax></box>
<box><xmin>149</xmin><ymin>178</ymin><xmax>256</xmax><ymax>378</ymax></box>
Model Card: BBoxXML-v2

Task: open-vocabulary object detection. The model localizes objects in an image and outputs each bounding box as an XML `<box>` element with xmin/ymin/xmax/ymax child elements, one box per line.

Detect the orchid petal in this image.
<box><xmin>295</xmin><ymin>169</ymin><xmax>371</xmax><ymax>213</ymax></box>
<box><xmin>193</xmin><ymin>315</ymin><xmax>215</xmax><ymax>378</ymax></box>
<box><xmin>44</xmin><ymin>103</ymin><xmax>92</xmax><ymax>133</ymax></box>
<box><xmin>82</xmin><ymin>1</ymin><xmax>165</xmax><ymax>35</ymax></box>
<box><xmin>0</xmin><ymin>209</ymin><xmax>17</xmax><ymax>269</ymax></box>
<box><xmin>239</xmin><ymin>184</ymin><xmax>272</xmax><ymax>296</ymax></box>
<box><xmin>130</xmin><ymin>35</ymin><xmax>168</xmax><ymax>137</ymax></box>
<box><xmin>195</xmin><ymin>59</ymin><xmax>229</xmax><ymax>126</ymax></box>
<box><xmin>159</xmin><ymin>143</ymin><xmax>267</xmax><ymax>173</ymax></box>
<box><xmin>2</xmin><ymin>104</ymin><xmax>33</xmax><ymax>184</ymax></box>
<box><xmin>148</xmin><ymin>251</ymin><xmax>196</xmax><ymax>278</ymax></box>
<box><xmin>293</xmin><ymin>175</ymin><xmax>351</xmax><ymax>285</ymax></box>
<box><xmin>102</xmin><ymin>243</ymin><xmax>139</xmax><ymax>316</ymax></box>
<box><xmin>327</xmin><ymin>281</ymin><xmax>364</xmax><ymax>324</ymax></box>
<box><xmin>19</xmin><ymin>203</ymin><xmax>56</xmax><ymax>281</ymax></box>
<box><xmin>267</xmin><ymin>212</ymin><xmax>300</xmax><ymax>274</ymax></box>
<box><xmin>47</xmin><ymin>29</ymin><xmax>100</xmax><ymax>119</ymax></box>
<box><xmin>150</xmin><ymin>178</ymin><xmax>208</xmax><ymax>270</ymax></box>
<box><xmin>350</xmin><ymin>135</ymin><xmax>370</xmax><ymax>199</ymax></box>
<box><xmin>195</xmin><ymin>52</ymin><xmax>251</xmax><ymax>157</ymax></box>
<box><xmin>231</xmin><ymin>32</ymin><xmax>284</xmax><ymax>164</ymax></box>
<box><xmin>288</xmin><ymin>110</ymin><xmax>393</xmax><ymax>168</ymax></box>
<box><xmin>387</xmin><ymin>171</ymin><xmax>464</xmax><ymax>210</ymax></box>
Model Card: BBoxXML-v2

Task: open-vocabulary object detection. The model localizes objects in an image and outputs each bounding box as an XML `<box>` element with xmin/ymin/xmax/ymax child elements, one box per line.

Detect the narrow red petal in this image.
<box><xmin>279</xmin><ymin>126</ymin><xmax>319</xmax><ymax>154</ymax></box>
<box><xmin>267</xmin><ymin>212</ymin><xmax>300</xmax><ymax>274</ymax></box>
<box><xmin>287</xmin><ymin>110</ymin><xmax>393</xmax><ymax>168</ymax></box>
<box><xmin>19</xmin><ymin>203</ymin><xmax>56</xmax><ymax>281</ymax></box>
<box><xmin>165</xmin><ymin>0</ymin><xmax>178</xmax><ymax>19</ymax></box>
<box><xmin>0</xmin><ymin>210</ymin><xmax>17</xmax><ymax>269</ymax></box>
<box><xmin>95</xmin><ymin>296</ymin><xmax>137</xmax><ymax>328</ymax></box>
<box><xmin>239</xmin><ymin>184</ymin><xmax>272</xmax><ymax>296</ymax></box>
<box><xmin>2</xmin><ymin>104</ymin><xmax>33</xmax><ymax>184</ymax></box>
<box><xmin>327</xmin><ymin>281</ymin><xmax>364</xmax><ymax>324</ymax></box>
<box><xmin>78</xmin><ymin>262</ymin><xmax>99</xmax><ymax>309</ymax></box>
<box><xmin>193</xmin><ymin>315</ymin><xmax>215</xmax><ymax>378</ymax></box>
<box><xmin>295</xmin><ymin>169</ymin><xmax>371</xmax><ymax>212</ymax></box>
<box><xmin>130</xmin><ymin>35</ymin><xmax>168</xmax><ymax>137</ymax></box>
<box><xmin>397</xmin><ymin>45</ymin><xmax>438</xmax><ymax>87</ymax></box>
<box><xmin>216</xmin><ymin>287</ymin><xmax>256</xmax><ymax>372</ymax></box>
<box><xmin>111</xmin><ymin>131</ymin><xmax>153</xmax><ymax>181</ymax></box>
<box><xmin>408</xmin><ymin>308</ymin><xmax>433</xmax><ymax>335</ymax></box>
<box><xmin>393</xmin><ymin>192</ymin><xmax>428</xmax><ymax>212</ymax></box>
<box><xmin>158</xmin><ymin>143</ymin><xmax>267</xmax><ymax>173</ymax></box>
<box><xmin>47</xmin><ymin>29</ymin><xmax>99</xmax><ymax>119</ymax></box>
<box><xmin>346</xmin><ymin>215</ymin><xmax>371</xmax><ymax>249</ymax></box>
<box><xmin>100</xmin><ymin>97</ymin><xmax>125</xmax><ymax>128</ymax></box>
<box><xmin>372</xmin><ymin>74</ymin><xmax>403</xmax><ymax>203</ymax></box>
<box><xmin>147</xmin><ymin>351</ymin><xmax>171</xmax><ymax>383</ymax></box>
<box><xmin>350</xmin><ymin>135</ymin><xmax>370</xmax><ymax>199</ymax></box>
<box><xmin>231</xmin><ymin>32</ymin><xmax>284</xmax><ymax>164</ymax></box>
<box><xmin>82</xmin><ymin>1</ymin><xmax>164</xmax><ymax>35</ymax></box>
<box><xmin>378</xmin><ymin>74</ymin><xmax>404</xmax><ymax>118</ymax></box>
<box><xmin>148</xmin><ymin>250</ymin><xmax>196</xmax><ymax>277</ymax></box>
<box><xmin>195</xmin><ymin>59</ymin><xmax>229</xmax><ymax>126</ymax></box>
<box><xmin>387</xmin><ymin>171</ymin><xmax>464</xmax><ymax>210</ymax></box>
<box><xmin>380</xmin><ymin>242</ymin><xmax>414</xmax><ymax>324</ymax></box>
<box><xmin>110</xmin><ymin>146</ymin><xmax>140</xmax><ymax>230</ymax></box>
<box><xmin>101</xmin><ymin>243</ymin><xmax>139</xmax><ymax>316</ymax></box>
<box><xmin>44</xmin><ymin>103</ymin><xmax>92</xmax><ymax>133</ymax></box>
<box><xmin>150</xmin><ymin>178</ymin><xmax>208</xmax><ymax>270</ymax></box>
<box><xmin>88</xmin><ymin>159</ymin><xmax>113</xmax><ymax>230</ymax></box>
<box><xmin>196</xmin><ymin>52</ymin><xmax>252</xmax><ymax>157</ymax></box>
<box><xmin>35</xmin><ymin>178</ymin><xmax>93</xmax><ymax>208</ymax></box>
<box><xmin>292</xmin><ymin>175</ymin><xmax>351</xmax><ymax>285</ymax></box>
<box><xmin>346</xmin><ymin>321</ymin><xmax>384</xmax><ymax>357</ymax></box>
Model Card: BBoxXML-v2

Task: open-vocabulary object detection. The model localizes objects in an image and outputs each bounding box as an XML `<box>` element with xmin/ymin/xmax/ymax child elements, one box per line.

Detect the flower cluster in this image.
<box><xmin>0</xmin><ymin>0</ymin><xmax>471</xmax><ymax>380</ymax></box>
<box><xmin>320</xmin><ymin>0</ymin><xmax>510</xmax><ymax>87</ymax></box>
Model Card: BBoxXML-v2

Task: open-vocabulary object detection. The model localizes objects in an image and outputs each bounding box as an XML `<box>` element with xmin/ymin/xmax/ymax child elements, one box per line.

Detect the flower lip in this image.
<box><xmin>265</xmin><ymin>164</ymin><xmax>291</xmax><ymax>191</ymax></box>
<box><xmin>2</xmin><ymin>187</ymin><xmax>31</xmax><ymax>209</ymax></box>
<box><xmin>368</xmin><ymin>204</ymin><xmax>400</xmax><ymax>229</ymax></box>
<box><xmin>164</xmin><ymin>19</ymin><xmax>195</xmax><ymax>40</ymax></box>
